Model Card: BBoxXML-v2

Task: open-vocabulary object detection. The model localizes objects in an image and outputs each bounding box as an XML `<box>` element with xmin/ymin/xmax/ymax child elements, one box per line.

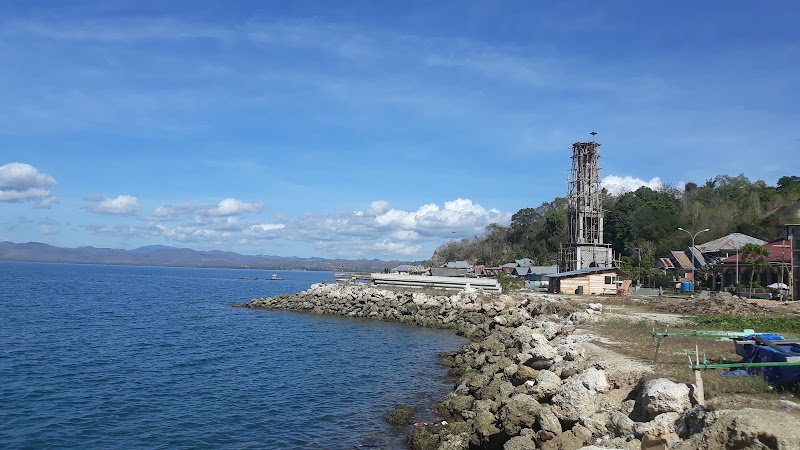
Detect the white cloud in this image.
<box><xmin>145</xmin><ymin>198</ymin><xmax>263</xmax><ymax>222</ymax></box>
<box><xmin>375</xmin><ymin>240</ymin><xmax>422</xmax><ymax>256</ymax></box>
<box><xmin>602</xmin><ymin>175</ymin><xmax>664</xmax><ymax>196</ymax></box>
<box><xmin>88</xmin><ymin>195</ymin><xmax>142</xmax><ymax>216</ymax></box>
<box><xmin>288</xmin><ymin>198</ymin><xmax>512</xmax><ymax>258</ymax></box>
<box><xmin>152</xmin><ymin>223</ymin><xmax>229</xmax><ymax>243</ymax></box>
<box><xmin>243</xmin><ymin>223</ymin><xmax>285</xmax><ymax>239</ymax></box>
<box><xmin>84</xmin><ymin>196</ymin><xmax>511</xmax><ymax>259</ymax></box>
<box><xmin>36</xmin><ymin>197</ymin><xmax>61</xmax><ymax>209</ymax></box>
<box><xmin>146</xmin><ymin>204</ymin><xmax>197</xmax><ymax>221</ymax></box>
<box><xmin>0</xmin><ymin>162</ymin><xmax>57</xmax><ymax>202</ymax></box>
<box><xmin>371</xmin><ymin>198</ymin><xmax>510</xmax><ymax>236</ymax></box>
<box><xmin>204</xmin><ymin>198</ymin><xmax>263</xmax><ymax>216</ymax></box>
<box><xmin>39</xmin><ymin>224</ymin><xmax>59</xmax><ymax>235</ymax></box>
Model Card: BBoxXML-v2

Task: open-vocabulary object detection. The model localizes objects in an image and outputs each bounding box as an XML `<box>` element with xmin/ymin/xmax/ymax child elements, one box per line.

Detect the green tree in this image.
<box><xmin>777</xmin><ymin>176</ymin><xmax>800</xmax><ymax>191</ymax></box>
<box><xmin>605</xmin><ymin>187</ymin><xmax>681</xmax><ymax>255</ymax></box>
<box><xmin>740</xmin><ymin>243</ymin><xmax>770</xmax><ymax>296</ymax></box>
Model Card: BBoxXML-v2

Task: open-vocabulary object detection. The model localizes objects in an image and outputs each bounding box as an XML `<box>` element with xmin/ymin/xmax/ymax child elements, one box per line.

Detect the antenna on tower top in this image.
<box><xmin>590</xmin><ymin>131</ymin><xmax>597</xmax><ymax>142</ymax></box>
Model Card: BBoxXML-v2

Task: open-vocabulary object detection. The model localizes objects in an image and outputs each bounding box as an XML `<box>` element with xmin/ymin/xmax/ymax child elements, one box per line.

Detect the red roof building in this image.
<box><xmin>712</xmin><ymin>240</ymin><xmax>792</xmax><ymax>291</ymax></box>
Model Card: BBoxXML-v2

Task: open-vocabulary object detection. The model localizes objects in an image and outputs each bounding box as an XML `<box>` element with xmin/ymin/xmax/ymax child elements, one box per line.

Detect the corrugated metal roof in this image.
<box><xmin>670</xmin><ymin>250</ymin><xmax>694</xmax><ymax>270</ymax></box>
<box><xmin>696</xmin><ymin>233</ymin><xmax>766</xmax><ymax>253</ymax></box>
<box><xmin>719</xmin><ymin>240</ymin><xmax>792</xmax><ymax>263</ymax></box>
<box><xmin>549</xmin><ymin>266</ymin><xmax>626</xmax><ymax>278</ymax></box>
<box><xmin>513</xmin><ymin>267</ymin><xmax>532</xmax><ymax>276</ymax></box>
<box><xmin>687</xmin><ymin>247</ymin><xmax>708</xmax><ymax>267</ymax></box>
<box><xmin>443</xmin><ymin>261</ymin><xmax>472</xmax><ymax>268</ymax></box>
<box><xmin>528</xmin><ymin>265</ymin><xmax>558</xmax><ymax>274</ymax></box>
<box><xmin>657</xmin><ymin>258</ymin><xmax>675</xmax><ymax>269</ymax></box>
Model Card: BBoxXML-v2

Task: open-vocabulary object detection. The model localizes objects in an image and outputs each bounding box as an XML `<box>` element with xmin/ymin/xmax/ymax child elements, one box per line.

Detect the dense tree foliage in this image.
<box><xmin>425</xmin><ymin>174</ymin><xmax>800</xmax><ymax>269</ymax></box>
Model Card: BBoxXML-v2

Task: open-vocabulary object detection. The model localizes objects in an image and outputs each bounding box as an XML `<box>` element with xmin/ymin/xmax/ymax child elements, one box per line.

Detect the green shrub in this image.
<box><xmin>684</xmin><ymin>316</ymin><xmax>800</xmax><ymax>334</ymax></box>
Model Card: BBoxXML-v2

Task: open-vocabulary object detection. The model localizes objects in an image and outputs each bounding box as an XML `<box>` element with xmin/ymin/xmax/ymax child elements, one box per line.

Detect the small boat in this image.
<box><xmin>733</xmin><ymin>333</ymin><xmax>800</xmax><ymax>386</ymax></box>
<box><xmin>238</xmin><ymin>277</ymin><xmax>258</xmax><ymax>280</ymax></box>
<box><xmin>654</xmin><ymin>329</ymin><xmax>800</xmax><ymax>387</ymax></box>
<box><xmin>266</xmin><ymin>274</ymin><xmax>283</xmax><ymax>280</ymax></box>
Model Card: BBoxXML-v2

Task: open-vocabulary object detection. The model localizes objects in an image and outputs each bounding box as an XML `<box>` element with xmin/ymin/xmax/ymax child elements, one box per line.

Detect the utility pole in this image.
<box><xmin>678</xmin><ymin>227</ymin><xmax>710</xmax><ymax>292</ymax></box>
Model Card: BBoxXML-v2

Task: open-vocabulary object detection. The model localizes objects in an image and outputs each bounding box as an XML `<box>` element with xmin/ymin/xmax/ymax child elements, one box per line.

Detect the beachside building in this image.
<box><xmin>779</xmin><ymin>200</ymin><xmax>800</xmax><ymax>300</ymax></box>
<box><xmin>514</xmin><ymin>265</ymin><xmax>559</xmax><ymax>287</ymax></box>
<box><xmin>714</xmin><ymin>240</ymin><xmax>792</xmax><ymax>291</ymax></box>
<box><xmin>696</xmin><ymin>233</ymin><xmax>766</xmax><ymax>261</ymax></box>
<box><xmin>549</xmin><ymin>267</ymin><xmax>628</xmax><ymax>295</ymax></box>
<box><xmin>430</xmin><ymin>260</ymin><xmax>473</xmax><ymax>277</ymax></box>
<box><xmin>389</xmin><ymin>265</ymin><xmax>429</xmax><ymax>275</ymax></box>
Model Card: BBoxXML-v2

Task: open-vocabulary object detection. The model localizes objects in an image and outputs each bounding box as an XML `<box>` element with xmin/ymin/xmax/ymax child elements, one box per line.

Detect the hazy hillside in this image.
<box><xmin>0</xmin><ymin>241</ymin><xmax>408</xmax><ymax>273</ymax></box>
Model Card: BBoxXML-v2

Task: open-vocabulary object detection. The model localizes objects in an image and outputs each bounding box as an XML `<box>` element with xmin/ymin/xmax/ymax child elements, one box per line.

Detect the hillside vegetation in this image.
<box><xmin>425</xmin><ymin>175</ymin><xmax>800</xmax><ymax>277</ymax></box>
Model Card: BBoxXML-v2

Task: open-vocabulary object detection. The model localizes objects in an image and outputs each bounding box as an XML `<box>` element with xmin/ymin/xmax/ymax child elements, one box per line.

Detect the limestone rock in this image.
<box><xmin>607</xmin><ymin>411</ymin><xmax>635</xmax><ymax>436</ymax></box>
<box><xmin>637</xmin><ymin>378</ymin><xmax>692</xmax><ymax>420</ymax></box>
<box><xmin>514</xmin><ymin>365</ymin><xmax>539</xmax><ymax>382</ymax></box>
<box><xmin>384</xmin><ymin>404</ymin><xmax>414</xmax><ymax>425</ymax></box>
<box><xmin>499</xmin><ymin>394</ymin><xmax>540</xmax><ymax>436</ymax></box>
<box><xmin>530</xmin><ymin>370</ymin><xmax>562</xmax><ymax>402</ymax></box>
<box><xmin>536</xmin><ymin>408</ymin><xmax>563</xmax><ymax>435</ymax></box>
<box><xmin>578</xmin><ymin>367</ymin><xmax>609</xmax><ymax>393</ymax></box>
<box><xmin>551</xmin><ymin>378</ymin><xmax>596</xmax><ymax>424</ymax></box>
<box><xmin>528</xmin><ymin>342</ymin><xmax>558</xmax><ymax>361</ymax></box>
<box><xmin>676</xmin><ymin>408</ymin><xmax>800</xmax><ymax>449</ymax></box>
<box><xmin>503</xmin><ymin>435</ymin><xmax>537</xmax><ymax>450</ymax></box>
<box><xmin>635</xmin><ymin>411</ymin><xmax>680</xmax><ymax>436</ymax></box>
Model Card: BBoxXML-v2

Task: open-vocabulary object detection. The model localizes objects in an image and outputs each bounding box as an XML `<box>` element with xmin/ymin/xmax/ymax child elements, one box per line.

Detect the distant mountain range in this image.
<box><xmin>0</xmin><ymin>241</ymin><xmax>410</xmax><ymax>272</ymax></box>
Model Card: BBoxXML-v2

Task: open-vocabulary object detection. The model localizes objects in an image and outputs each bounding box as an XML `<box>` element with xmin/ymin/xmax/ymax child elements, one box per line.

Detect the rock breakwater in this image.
<box><xmin>236</xmin><ymin>282</ymin><xmax>800</xmax><ymax>449</ymax></box>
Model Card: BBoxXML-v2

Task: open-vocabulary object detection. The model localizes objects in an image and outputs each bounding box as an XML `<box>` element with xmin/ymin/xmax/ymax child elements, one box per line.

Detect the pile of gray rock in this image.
<box><xmin>236</xmin><ymin>282</ymin><xmax>799</xmax><ymax>449</ymax></box>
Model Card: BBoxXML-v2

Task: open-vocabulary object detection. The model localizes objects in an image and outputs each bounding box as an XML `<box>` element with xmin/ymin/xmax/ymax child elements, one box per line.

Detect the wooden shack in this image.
<box><xmin>549</xmin><ymin>267</ymin><xmax>628</xmax><ymax>295</ymax></box>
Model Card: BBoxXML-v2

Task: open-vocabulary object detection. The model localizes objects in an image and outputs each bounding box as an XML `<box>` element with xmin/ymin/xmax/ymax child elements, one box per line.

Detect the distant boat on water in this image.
<box><xmin>266</xmin><ymin>274</ymin><xmax>284</xmax><ymax>280</ymax></box>
<box><xmin>238</xmin><ymin>277</ymin><xmax>258</xmax><ymax>280</ymax></box>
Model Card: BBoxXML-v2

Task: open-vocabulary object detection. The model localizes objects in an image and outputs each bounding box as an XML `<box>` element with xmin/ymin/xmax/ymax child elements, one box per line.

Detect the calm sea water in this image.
<box><xmin>0</xmin><ymin>262</ymin><xmax>467</xmax><ymax>449</ymax></box>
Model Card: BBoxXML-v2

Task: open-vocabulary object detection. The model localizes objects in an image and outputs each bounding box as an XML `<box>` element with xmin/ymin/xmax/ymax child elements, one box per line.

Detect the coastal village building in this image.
<box><xmin>549</xmin><ymin>267</ymin><xmax>628</xmax><ymax>295</ymax></box>
<box><xmin>779</xmin><ymin>200</ymin><xmax>800</xmax><ymax>300</ymax></box>
<box><xmin>559</xmin><ymin>137</ymin><xmax>614</xmax><ymax>272</ymax></box>
<box><xmin>715</xmin><ymin>240</ymin><xmax>792</xmax><ymax>291</ymax></box>
<box><xmin>657</xmin><ymin>232</ymin><xmax>767</xmax><ymax>287</ymax></box>
<box><xmin>515</xmin><ymin>265</ymin><xmax>559</xmax><ymax>287</ymax></box>
<box><xmin>389</xmin><ymin>265</ymin><xmax>428</xmax><ymax>275</ymax></box>
<box><xmin>430</xmin><ymin>261</ymin><xmax>472</xmax><ymax>277</ymax></box>
<box><xmin>697</xmin><ymin>233</ymin><xmax>766</xmax><ymax>261</ymax></box>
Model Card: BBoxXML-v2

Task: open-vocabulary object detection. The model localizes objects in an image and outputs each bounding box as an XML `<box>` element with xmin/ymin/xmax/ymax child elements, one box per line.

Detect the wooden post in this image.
<box><xmin>694</xmin><ymin>345</ymin><xmax>705</xmax><ymax>406</ymax></box>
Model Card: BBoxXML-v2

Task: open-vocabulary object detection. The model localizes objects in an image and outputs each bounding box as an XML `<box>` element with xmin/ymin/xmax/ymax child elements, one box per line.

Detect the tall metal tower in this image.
<box><xmin>559</xmin><ymin>133</ymin><xmax>614</xmax><ymax>272</ymax></box>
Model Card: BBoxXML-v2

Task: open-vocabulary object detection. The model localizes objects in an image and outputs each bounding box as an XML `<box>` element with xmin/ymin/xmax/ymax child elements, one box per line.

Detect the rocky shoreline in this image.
<box><xmin>234</xmin><ymin>282</ymin><xmax>799</xmax><ymax>449</ymax></box>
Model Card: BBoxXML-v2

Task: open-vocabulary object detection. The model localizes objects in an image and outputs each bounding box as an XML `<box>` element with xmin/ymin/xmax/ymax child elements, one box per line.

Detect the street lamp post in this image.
<box><xmin>678</xmin><ymin>227</ymin><xmax>710</xmax><ymax>292</ymax></box>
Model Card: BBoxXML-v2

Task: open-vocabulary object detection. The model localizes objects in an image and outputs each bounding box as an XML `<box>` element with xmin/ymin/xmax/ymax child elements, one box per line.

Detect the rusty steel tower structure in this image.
<box><xmin>559</xmin><ymin>133</ymin><xmax>614</xmax><ymax>272</ymax></box>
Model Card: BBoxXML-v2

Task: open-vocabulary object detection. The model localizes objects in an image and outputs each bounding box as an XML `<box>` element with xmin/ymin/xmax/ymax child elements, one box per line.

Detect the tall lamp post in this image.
<box><xmin>678</xmin><ymin>227</ymin><xmax>710</xmax><ymax>292</ymax></box>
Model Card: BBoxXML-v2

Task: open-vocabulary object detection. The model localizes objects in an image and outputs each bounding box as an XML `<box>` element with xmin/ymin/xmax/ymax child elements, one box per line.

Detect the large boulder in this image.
<box><xmin>578</xmin><ymin>367</ymin><xmax>609</xmax><ymax>393</ymax></box>
<box><xmin>384</xmin><ymin>404</ymin><xmax>414</xmax><ymax>425</ymax></box>
<box><xmin>637</xmin><ymin>378</ymin><xmax>692</xmax><ymax>420</ymax></box>
<box><xmin>499</xmin><ymin>394</ymin><xmax>541</xmax><ymax>436</ymax></box>
<box><xmin>530</xmin><ymin>370</ymin><xmax>562</xmax><ymax>402</ymax></box>
<box><xmin>551</xmin><ymin>378</ymin><xmax>596</xmax><ymax>425</ymax></box>
<box><xmin>503</xmin><ymin>435</ymin><xmax>537</xmax><ymax>450</ymax></box>
<box><xmin>675</xmin><ymin>408</ymin><xmax>800</xmax><ymax>449</ymax></box>
<box><xmin>536</xmin><ymin>408</ymin><xmax>563</xmax><ymax>435</ymax></box>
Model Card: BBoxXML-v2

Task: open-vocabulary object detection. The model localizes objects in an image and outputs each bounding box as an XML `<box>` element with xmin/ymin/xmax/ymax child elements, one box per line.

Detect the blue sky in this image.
<box><xmin>1</xmin><ymin>1</ymin><xmax>798</xmax><ymax>260</ymax></box>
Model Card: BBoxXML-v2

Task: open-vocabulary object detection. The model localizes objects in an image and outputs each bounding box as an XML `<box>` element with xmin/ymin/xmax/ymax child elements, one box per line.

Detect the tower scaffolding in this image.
<box><xmin>559</xmin><ymin>135</ymin><xmax>614</xmax><ymax>272</ymax></box>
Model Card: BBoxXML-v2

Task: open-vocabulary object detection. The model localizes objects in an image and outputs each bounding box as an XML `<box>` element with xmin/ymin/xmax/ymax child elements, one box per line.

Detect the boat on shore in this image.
<box><xmin>733</xmin><ymin>333</ymin><xmax>800</xmax><ymax>386</ymax></box>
